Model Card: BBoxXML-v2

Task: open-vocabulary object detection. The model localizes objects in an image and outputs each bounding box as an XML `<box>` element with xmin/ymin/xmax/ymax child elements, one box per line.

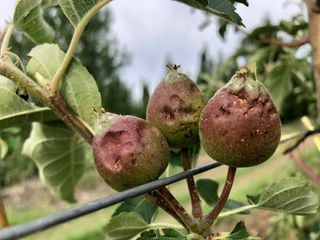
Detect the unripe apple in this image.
<box><xmin>147</xmin><ymin>65</ymin><xmax>207</xmax><ymax>148</ymax></box>
<box><xmin>92</xmin><ymin>114</ymin><xmax>170</xmax><ymax>191</ymax></box>
<box><xmin>199</xmin><ymin>67</ymin><xmax>281</xmax><ymax>168</ymax></box>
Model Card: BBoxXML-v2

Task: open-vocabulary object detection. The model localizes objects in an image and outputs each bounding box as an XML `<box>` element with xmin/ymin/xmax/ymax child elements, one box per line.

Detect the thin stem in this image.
<box><xmin>290</xmin><ymin>152</ymin><xmax>320</xmax><ymax>187</ymax></box>
<box><xmin>0</xmin><ymin>23</ymin><xmax>14</xmax><ymax>59</ymax></box>
<box><xmin>217</xmin><ymin>204</ymin><xmax>257</xmax><ymax>219</ymax></box>
<box><xmin>144</xmin><ymin>192</ymin><xmax>188</xmax><ymax>229</ymax></box>
<box><xmin>181</xmin><ymin>148</ymin><xmax>203</xmax><ymax>219</ymax></box>
<box><xmin>157</xmin><ymin>187</ymin><xmax>198</xmax><ymax>233</ymax></box>
<box><xmin>0</xmin><ymin>196</ymin><xmax>9</xmax><ymax>228</ymax></box>
<box><xmin>0</xmin><ymin>61</ymin><xmax>93</xmax><ymax>144</ymax></box>
<box><xmin>204</xmin><ymin>167</ymin><xmax>237</xmax><ymax>226</ymax></box>
<box><xmin>49</xmin><ymin>0</ymin><xmax>112</xmax><ymax>95</ymax></box>
<box><xmin>306</xmin><ymin>0</ymin><xmax>320</xmax><ymax>123</ymax></box>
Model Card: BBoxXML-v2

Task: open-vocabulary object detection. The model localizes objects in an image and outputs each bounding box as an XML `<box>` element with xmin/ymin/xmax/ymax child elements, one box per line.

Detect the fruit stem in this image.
<box><xmin>181</xmin><ymin>148</ymin><xmax>203</xmax><ymax>219</ymax></box>
<box><xmin>157</xmin><ymin>186</ymin><xmax>199</xmax><ymax>233</ymax></box>
<box><xmin>204</xmin><ymin>167</ymin><xmax>237</xmax><ymax>226</ymax></box>
<box><xmin>144</xmin><ymin>192</ymin><xmax>188</xmax><ymax>229</ymax></box>
<box><xmin>0</xmin><ymin>195</ymin><xmax>9</xmax><ymax>228</ymax></box>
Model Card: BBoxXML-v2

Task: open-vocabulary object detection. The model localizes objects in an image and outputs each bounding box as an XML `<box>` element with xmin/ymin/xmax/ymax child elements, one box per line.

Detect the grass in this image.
<box><xmin>4</xmin><ymin>119</ymin><xmax>318</xmax><ymax>239</ymax></box>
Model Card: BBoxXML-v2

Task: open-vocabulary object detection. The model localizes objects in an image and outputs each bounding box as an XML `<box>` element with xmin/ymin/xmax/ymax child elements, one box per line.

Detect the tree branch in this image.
<box><xmin>259</xmin><ymin>36</ymin><xmax>309</xmax><ymax>48</ymax></box>
<box><xmin>283</xmin><ymin>127</ymin><xmax>320</xmax><ymax>154</ymax></box>
<box><xmin>0</xmin><ymin>196</ymin><xmax>9</xmax><ymax>228</ymax></box>
<box><xmin>0</xmin><ymin>61</ymin><xmax>93</xmax><ymax>144</ymax></box>
<box><xmin>181</xmin><ymin>148</ymin><xmax>203</xmax><ymax>219</ymax></box>
<box><xmin>290</xmin><ymin>152</ymin><xmax>320</xmax><ymax>187</ymax></box>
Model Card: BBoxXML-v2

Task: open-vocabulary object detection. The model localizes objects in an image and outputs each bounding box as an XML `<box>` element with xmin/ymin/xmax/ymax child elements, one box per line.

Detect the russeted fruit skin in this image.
<box><xmin>146</xmin><ymin>65</ymin><xmax>207</xmax><ymax>148</ymax></box>
<box><xmin>92</xmin><ymin>115</ymin><xmax>170</xmax><ymax>191</ymax></box>
<box><xmin>199</xmin><ymin>68</ymin><xmax>281</xmax><ymax>168</ymax></box>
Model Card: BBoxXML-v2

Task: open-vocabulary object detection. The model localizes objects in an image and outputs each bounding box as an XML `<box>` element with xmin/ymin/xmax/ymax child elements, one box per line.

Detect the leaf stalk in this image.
<box><xmin>49</xmin><ymin>0</ymin><xmax>112</xmax><ymax>95</ymax></box>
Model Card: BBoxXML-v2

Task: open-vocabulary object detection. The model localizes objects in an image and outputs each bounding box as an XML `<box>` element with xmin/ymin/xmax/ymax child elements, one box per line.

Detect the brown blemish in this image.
<box><xmin>169</xmin><ymin>94</ymin><xmax>184</xmax><ymax>108</ymax></box>
<box><xmin>162</xmin><ymin>105</ymin><xmax>175</xmax><ymax>120</ymax></box>
<box><xmin>219</xmin><ymin>105</ymin><xmax>231</xmax><ymax>115</ymax></box>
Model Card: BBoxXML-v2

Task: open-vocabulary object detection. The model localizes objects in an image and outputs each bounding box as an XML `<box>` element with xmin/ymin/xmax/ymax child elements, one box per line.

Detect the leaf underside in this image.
<box><xmin>22</xmin><ymin>122</ymin><xmax>88</xmax><ymax>202</ymax></box>
<box><xmin>14</xmin><ymin>0</ymin><xmax>55</xmax><ymax>43</ymax></box>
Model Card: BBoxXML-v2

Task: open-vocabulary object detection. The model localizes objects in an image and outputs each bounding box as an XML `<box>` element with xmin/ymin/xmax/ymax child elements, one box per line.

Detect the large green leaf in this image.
<box><xmin>0</xmin><ymin>76</ymin><xmax>57</xmax><ymax>130</ymax></box>
<box><xmin>257</xmin><ymin>178</ymin><xmax>319</xmax><ymax>215</ymax></box>
<box><xmin>176</xmin><ymin>0</ymin><xmax>244</xmax><ymax>26</ymax></box>
<box><xmin>22</xmin><ymin>122</ymin><xmax>88</xmax><ymax>202</ymax></box>
<box><xmin>27</xmin><ymin>43</ymin><xmax>102</xmax><ymax>131</ymax></box>
<box><xmin>104</xmin><ymin>212</ymin><xmax>150</xmax><ymax>240</ymax></box>
<box><xmin>58</xmin><ymin>0</ymin><xmax>101</xmax><ymax>27</ymax></box>
<box><xmin>13</xmin><ymin>0</ymin><xmax>55</xmax><ymax>43</ymax></box>
<box><xmin>112</xmin><ymin>196</ymin><xmax>158</xmax><ymax>223</ymax></box>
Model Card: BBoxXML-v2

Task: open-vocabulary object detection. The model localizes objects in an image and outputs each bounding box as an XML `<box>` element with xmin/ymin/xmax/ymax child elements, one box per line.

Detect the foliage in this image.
<box><xmin>0</xmin><ymin>0</ymin><xmax>320</xmax><ymax>239</ymax></box>
<box><xmin>200</xmin><ymin>13</ymin><xmax>316</xmax><ymax>122</ymax></box>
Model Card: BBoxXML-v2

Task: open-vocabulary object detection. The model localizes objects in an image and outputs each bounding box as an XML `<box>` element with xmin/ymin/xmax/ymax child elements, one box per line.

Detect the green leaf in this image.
<box><xmin>225</xmin><ymin>199</ymin><xmax>249</xmax><ymax>214</ymax></box>
<box><xmin>196</xmin><ymin>178</ymin><xmax>219</xmax><ymax>206</ymax></box>
<box><xmin>42</xmin><ymin>0</ymin><xmax>59</xmax><ymax>8</ymax></box>
<box><xmin>257</xmin><ymin>178</ymin><xmax>319</xmax><ymax>215</ymax></box>
<box><xmin>233</xmin><ymin>0</ymin><xmax>248</xmax><ymax>6</ymax></box>
<box><xmin>0</xmin><ymin>76</ymin><xmax>57</xmax><ymax>130</ymax></box>
<box><xmin>13</xmin><ymin>0</ymin><xmax>55</xmax><ymax>43</ymax></box>
<box><xmin>112</xmin><ymin>196</ymin><xmax>158</xmax><ymax>223</ymax></box>
<box><xmin>265</xmin><ymin>57</ymin><xmax>293</xmax><ymax>111</ymax></box>
<box><xmin>27</xmin><ymin>43</ymin><xmax>102</xmax><ymax>131</ymax></box>
<box><xmin>138</xmin><ymin>228</ymin><xmax>186</xmax><ymax>240</ymax></box>
<box><xmin>22</xmin><ymin>122</ymin><xmax>88</xmax><ymax>202</ymax></box>
<box><xmin>0</xmin><ymin>138</ymin><xmax>9</xmax><ymax>159</ymax></box>
<box><xmin>104</xmin><ymin>212</ymin><xmax>149</xmax><ymax>240</ymax></box>
<box><xmin>227</xmin><ymin>221</ymin><xmax>261</xmax><ymax>240</ymax></box>
<box><xmin>176</xmin><ymin>0</ymin><xmax>244</xmax><ymax>26</ymax></box>
<box><xmin>58</xmin><ymin>0</ymin><xmax>100</xmax><ymax>27</ymax></box>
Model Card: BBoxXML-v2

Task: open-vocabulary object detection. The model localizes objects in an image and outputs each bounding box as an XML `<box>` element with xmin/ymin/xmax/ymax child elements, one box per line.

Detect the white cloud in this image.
<box><xmin>0</xmin><ymin>0</ymin><xmax>303</xmax><ymax>99</ymax></box>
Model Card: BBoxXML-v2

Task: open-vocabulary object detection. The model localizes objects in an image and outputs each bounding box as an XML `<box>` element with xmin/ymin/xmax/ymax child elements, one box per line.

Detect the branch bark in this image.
<box><xmin>307</xmin><ymin>0</ymin><xmax>320</xmax><ymax>123</ymax></box>
<box><xmin>259</xmin><ymin>37</ymin><xmax>309</xmax><ymax>48</ymax></box>
<box><xmin>0</xmin><ymin>61</ymin><xmax>94</xmax><ymax>144</ymax></box>
<box><xmin>290</xmin><ymin>152</ymin><xmax>320</xmax><ymax>187</ymax></box>
<box><xmin>0</xmin><ymin>196</ymin><xmax>9</xmax><ymax>228</ymax></box>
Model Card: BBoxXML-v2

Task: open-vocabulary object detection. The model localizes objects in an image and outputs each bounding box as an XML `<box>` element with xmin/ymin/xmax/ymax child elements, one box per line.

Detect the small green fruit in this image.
<box><xmin>147</xmin><ymin>65</ymin><xmax>207</xmax><ymax>148</ymax></box>
<box><xmin>199</xmin><ymin>67</ymin><xmax>281</xmax><ymax>168</ymax></box>
<box><xmin>92</xmin><ymin>114</ymin><xmax>170</xmax><ymax>191</ymax></box>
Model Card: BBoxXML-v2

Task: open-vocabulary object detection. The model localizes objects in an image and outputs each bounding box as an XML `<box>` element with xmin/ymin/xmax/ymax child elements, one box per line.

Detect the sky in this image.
<box><xmin>0</xmin><ymin>0</ymin><xmax>302</xmax><ymax>99</ymax></box>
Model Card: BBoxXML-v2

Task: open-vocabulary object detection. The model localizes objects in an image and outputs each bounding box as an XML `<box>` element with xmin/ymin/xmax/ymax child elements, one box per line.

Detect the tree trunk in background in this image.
<box><xmin>307</xmin><ymin>0</ymin><xmax>320</xmax><ymax>123</ymax></box>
